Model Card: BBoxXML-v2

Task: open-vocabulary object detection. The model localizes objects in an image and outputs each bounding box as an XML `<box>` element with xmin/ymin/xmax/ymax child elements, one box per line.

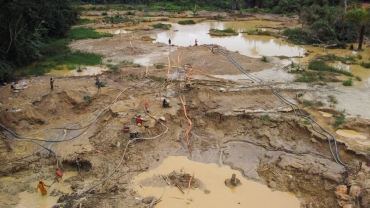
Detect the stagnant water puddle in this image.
<box><xmin>6</xmin><ymin>171</ymin><xmax>78</xmax><ymax>208</ymax></box>
<box><xmin>150</xmin><ymin>21</ymin><xmax>304</xmax><ymax>58</ymax></box>
<box><xmin>132</xmin><ymin>156</ymin><xmax>300</xmax><ymax>208</ymax></box>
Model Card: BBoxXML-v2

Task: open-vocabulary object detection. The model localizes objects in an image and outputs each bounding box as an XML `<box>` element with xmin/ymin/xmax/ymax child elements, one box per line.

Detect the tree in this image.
<box><xmin>345</xmin><ymin>8</ymin><xmax>370</xmax><ymax>50</ymax></box>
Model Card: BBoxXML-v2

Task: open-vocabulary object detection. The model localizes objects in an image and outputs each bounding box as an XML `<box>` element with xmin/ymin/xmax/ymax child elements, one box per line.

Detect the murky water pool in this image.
<box><xmin>15</xmin><ymin>171</ymin><xmax>78</xmax><ymax>208</ymax></box>
<box><xmin>48</xmin><ymin>66</ymin><xmax>107</xmax><ymax>77</ymax></box>
<box><xmin>132</xmin><ymin>156</ymin><xmax>301</xmax><ymax>208</ymax></box>
<box><xmin>150</xmin><ymin>21</ymin><xmax>304</xmax><ymax>58</ymax></box>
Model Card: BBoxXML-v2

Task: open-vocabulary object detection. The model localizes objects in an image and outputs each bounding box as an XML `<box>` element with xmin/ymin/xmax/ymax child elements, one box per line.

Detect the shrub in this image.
<box><xmin>84</xmin><ymin>95</ymin><xmax>91</xmax><ymax>103</ymax></box>
<box><xmin>355</xmin><ymin>76</ymin><xmax>362</xmax><ymax>81</ymax></box>
<box><xmin>360</xmin><ymin>62</ymin><xmax>370</xmax><ymax>68</ymax></box>
<box><xmin>342</xmin><ymin>78</ymin><xmax>353</xmax><ymax>86</ymax></box>
<box><xmin>154</xmin><ymin>63</ymin><xmax>164</xmax><ymax>69</ymax></box>
<box><xmin>178</xmin><ymin>20</ymin><xmax>196</xmax><ymax>25</ymax></box>
<box><xmin>101</xmin><ymin>12</ymin><xmax>108</xmax><ymax>16</ymax></box>
<box><xmin>333</xmin><ymin>110</ymin><xmax>346</xmax><ymax>129</ymax></box>
<box><xmin>308</xmin><ymin>60</ymin><xmax>353</xmax><ymax>76</ymax></box>
<box><xmin>261</xmin><ymin>56</ymin><xmax>268</xmax><ymax>62</ymax></box>
<box><xmin>152</xmin><ymin>23</ymin><xmax>171</xmax><ymax>30</ymax></box>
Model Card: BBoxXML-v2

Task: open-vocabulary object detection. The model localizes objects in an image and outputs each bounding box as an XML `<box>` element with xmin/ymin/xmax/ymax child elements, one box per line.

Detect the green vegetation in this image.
<box><xmin>104</xmin><ymin>15</ymin><xmax>136</xmax><ymax>24</ymax></box>
<box><xmin>76</xmin><ymin>18</ymin><xmax>95</xmax><ymax>25</ymax></box>
<box><xmin>357</xmin><ymin>54</ymin><xmax>363</xmax><ymax>60</ymax></box>
<box><xmin>67</xmin><ymin>28</ymin><xmax>113</xmax><ymax>40</ymax></box>
<box><xmin>244</xmin><ymin>29</ymin><xmax>274</xmax><ymax>36</ymax></box>
<box><xmin>355</xmin><ymin>76</ymin><xmax>362</xmax><ymax>81</ymax></box>
<box><xmin>261</xmin><ymin>56</ymin><xmax>268</xmax><ymax>63</ymax></box>
<box><xmin>121</xmin><ymin>60</ymin><xmax>134</xmax><ymax>66</ymax></box>
<box><xmin>178</xmin><ymin>20</ymin><xmax>196</xmax><ymax>25</ymax></box>
<box><xmin>209</xmin><ymin>28</ymin><xmax>238</xmax><ymax>36</ymax></box>
<box><xmin>147</xmin><ymin>75</ymin><xmax>165</xmax><ymax>83</ymax></box>
<box><xmin>317</xmin><ymin>54</ymin><xmax>356</xmax><ymax>65</ymax></box>
<box><xmin>84</xmin><ymin>95</ymin><xmax>92</xmax><ymax>103</ymax></box>
<box><xmin>303</xmin><ymin>100</ymin><xmax>313</xmax><ymax>107</ymax></box>
<box><xmin>18</xmin><ymin>27</ymin><xmax>112</xmax><ymax>76</ymax></box>
<box><xmin>109</xmin><ymin>65</ymin><xmax>120</xmax><ymax>72</ymax></box>
<box><xmin>260</xmin><ymin>114</ymin><xmax>272</xmax><ymax>122</ymax></box>
<box><xmin>360</xmin><ymin>62</ymin><xmax>370</xmax><ymax>68</ymax></box>
<box><xmin>154</xmin><ymin>63</ymin><xmax>165</xmax><ymax>69</ymax></box>
<box><xmin>333</xmin><ymin>110</ymin><xmax>346</xmax><ymax>129</ymax></box>
<box><xmin>152</xmin><ymin>23</ymin><xmax>171</xmax><ymax>30</ymax></box>
<box><xmin>308</xmin><ymin>60</ymin><xmax>353</xmax><ymax>76</ymax></box>
<box><xmin>328</xmin><ymin>95</ymin><xmax>338</xmax><ymax>104</ymax></box>
<box><xmin>342</xmin><ymin>78</ymin><xmax>353</xmax><ymax>86</ymax></box>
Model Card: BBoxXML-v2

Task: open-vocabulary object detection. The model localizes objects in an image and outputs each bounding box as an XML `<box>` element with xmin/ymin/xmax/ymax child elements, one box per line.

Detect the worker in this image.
<box><xmin>145</xmin><ymin>101</ymin><xmax>149</xmax><ymax>113</ymax></box>
<box><xmin>55</xmin><ymin>168</ymin><xmax>63</xmax><ymax>182</ymax></box>
<box><xmin>195</xmin><ymin>39</ymin><xmax>198</xmax><ymax>46</ymax></box>
<box><xmin>168</xmin><ymin>38</ymin><xmax>171</xmax><ymax>45</ymax></box>
<box><xmin>76</xmin><ymin>158</ymin><xmax>81</xmax><ymax>172</ymax></box>
<box><xmin>36</xmin><ymin>180</ymin><xmax>47</xmax><ymax>195</ymax></box>
<box><xmin>162</xmin><ymin>99</ymin><xmax>171</xmax><ymax>108</ymax></box>
<box><xmin>50</xmin><ymin>78</ymin><xmax>54</xmax><ymax>90</ymax></box>
<box><xmin>136</xmin><ymin>116</ymin><xmax>143</xmax><ymax>125</ymax></box>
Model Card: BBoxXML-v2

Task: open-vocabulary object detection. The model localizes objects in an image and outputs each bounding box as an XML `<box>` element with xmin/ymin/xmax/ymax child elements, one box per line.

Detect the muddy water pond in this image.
<box><xmin>150</xmin><ymin>21</ymin><xmax>304</xmax><ymax>58</ymax></box>
<box><xmin>132</xmin><ymin>156</ymin><xmax>301</xmax><ymax>208</ymax></box>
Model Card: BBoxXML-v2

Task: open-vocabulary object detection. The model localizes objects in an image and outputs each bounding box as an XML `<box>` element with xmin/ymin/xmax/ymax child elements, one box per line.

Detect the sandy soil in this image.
<box><xmin>1</xmin><ymin>13</ymin><xmax>370</xmax><ymax>208</ymax></box>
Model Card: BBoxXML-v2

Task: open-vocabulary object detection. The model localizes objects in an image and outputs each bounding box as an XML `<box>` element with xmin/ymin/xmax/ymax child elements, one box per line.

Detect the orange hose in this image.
<box><xmin>130</xmin><ymin>40</ymin><xmax>138</xmax><ymax>53</ymax></box>
<box><xmin>187</xmin><ymin>172</ymin><xmax>194</xmax><ymax>194</ymax></box>
<box><xmin>179</xmin><ymin>95</ymin><xmax>192</xmax><ymax>152</ymax></box>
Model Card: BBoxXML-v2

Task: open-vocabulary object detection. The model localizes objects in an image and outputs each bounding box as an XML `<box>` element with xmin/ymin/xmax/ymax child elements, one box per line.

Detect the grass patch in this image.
<box><xmin>308</xmin><ymin>60</ymin><xmax>353</xmax><ymax>76</ymax></box>
<box><xmin>76</xmin><ymin>18</ymin><xmax>95</xmax><ymax>25</ymax></box>
<box><xmin>121</xmin><ymin>60</ymin><xmax>133</xmax><ymax>66</ymax></box>
<box><xmin>303</xmin><ymin>100</ymin><xmax>313</xmax><ymax>107</ymax></box>
<box><xmin>333</xmin><ymin>110</ymin><xmax>346</xmax><ymax>129</ymax></box>
<box><xmin>67</xmin><ymin>27</ymin><xmax>113</xmax><ymax>40</ymax></box>
<box><xmin>147</xmin><ymin>75</ymin><xmax>165</xmax><ymax>83</ymax></box>
<box><xmin>154</xmin><ymin>63</ymin><xmax>165</xmax><ymax>69</ymax></box>
<box><xmin>357</xmin><ymin>54</ymin><xmax>362</xmax><ymax>60</ymax></box>
<box><xmin>342</xmin><ymin>78</ymin><xmax>353</xmax><ymax>86</ymax></box>
<box><xmin>152</xmin><ymin>23</ymin><xmax>171</xmax><ymax>30</ymax></box>
<box><xmin>317</xmin><ymin>54</ymin><xmax>356</xmax><ymax>64</ymax></box>
<box><xmin>328</xmin><ymin>95</ymin><xmax>338</xmax><ymax>104</ymax></box>
<box><xmin>243</xmin><ymin>29</ymin><xmax>274</xmax><ymax>36</ymax></box>
<box><xmin>109</xmin><ymin>65</ymin><xmax>119</xmax><ymax>72</ymax></box>
<box><xmin>17</xmin><ymin>27</ymin><xmax>109</xmax><ymax>77</ymax></box>
<box><xmin>84</xmin><ymin>95</ymin><xmax>92</xmax><ymax>103</ymax></box>
<box><xmin>260</xmin><ymin>114</ymin><xmax>272</xmax><ymax>121</ymax></box>
<box><xmin>209</xmin><ymin>28</ymin><xmax>238</xmax><ymax>36</ymax></box>
<box><xmin>360</xmin><ymin>62</ymin><xmax>370</xmax><ymax>68</ymax></box>
<box><xmin>104</xmin><ymin>15</ymin><xmax>135</xmax><ymax>24</ymax></box>
<box><xmin>355</xmin><ymin>76</ymin><xmax>362</xmax><ymax>81</ymax></box>
<box><xmin>178</xmin><ymin>20</ymin><xmax>196</xmax><ymax>25</ymax></box>
<box><xmin>261</xmin><ymin>55</ymin><xmax>268</xmax><ymax>62</ymax></box>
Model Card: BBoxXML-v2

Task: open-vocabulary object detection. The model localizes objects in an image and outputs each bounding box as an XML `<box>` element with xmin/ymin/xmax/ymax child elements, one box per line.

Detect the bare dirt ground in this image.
<box><xmin>1</xmin><ymin>13</ymin><xmax>370</xmax><ymax>208</ymax></box>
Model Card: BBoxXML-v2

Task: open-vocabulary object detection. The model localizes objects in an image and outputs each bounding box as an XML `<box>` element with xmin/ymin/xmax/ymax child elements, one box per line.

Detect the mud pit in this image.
<box><xmin>1</xmin><ymin>14</ymin><xmax>370</xmax><ymax>208</ymax></box>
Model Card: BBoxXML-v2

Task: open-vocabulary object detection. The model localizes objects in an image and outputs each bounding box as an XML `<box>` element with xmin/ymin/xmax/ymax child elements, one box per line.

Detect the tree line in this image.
<box><xmin>0</xmin><ymin>0</ymin><xmax>78</xmax><ymax>82</ymax></box>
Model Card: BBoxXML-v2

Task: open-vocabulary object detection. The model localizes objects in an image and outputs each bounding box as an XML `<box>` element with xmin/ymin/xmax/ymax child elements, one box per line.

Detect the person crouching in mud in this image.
<box><xmin>36</xmin><ymin>180</ymin><xmax>47</xmax><ymax>195</ymax></box>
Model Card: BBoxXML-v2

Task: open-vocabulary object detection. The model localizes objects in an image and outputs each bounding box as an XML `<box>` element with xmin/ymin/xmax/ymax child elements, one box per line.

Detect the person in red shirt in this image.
<box><xmin>136</xmin><ymin>116</ymin><xmax>142</xmax><ymax>125</ymax></box>
<box><xmin>55</xmin><ymin>168</ymin><xmax>63</xmax><ymax>182</ymax></box>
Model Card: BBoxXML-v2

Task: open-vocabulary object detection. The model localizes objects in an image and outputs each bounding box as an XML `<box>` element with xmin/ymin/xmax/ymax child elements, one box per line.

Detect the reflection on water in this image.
<box><xmin>132</xmin><ymin>156</ymin><xmax>300</xmax><ymax>208</ymax></box>
<box><xmin>149</xmin><ymin>21</ymin><xmax>304</xmax><ymax>58</ymax></box>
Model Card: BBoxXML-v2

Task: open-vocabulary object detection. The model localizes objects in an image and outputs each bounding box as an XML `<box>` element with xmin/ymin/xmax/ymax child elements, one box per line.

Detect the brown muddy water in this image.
<box><xmin>132</xmin><ymin>156</ymin><xmax>301</xmax><ymax>208</ymax></box>
<box><xmin>0</xmin><ymin>171</ymin><xmax>78</xmax><ymax>208</ymax></box>
<box><xmin>150</xmin><ymin>21</ymin><xmax>304</xmax><ymax>58</ymax></box>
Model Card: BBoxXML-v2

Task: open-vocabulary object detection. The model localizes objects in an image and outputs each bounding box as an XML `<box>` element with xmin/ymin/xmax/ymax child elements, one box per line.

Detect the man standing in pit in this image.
<box><xmin>50</xmin><ymin>78</ymin><xmax>54</xmax><ymax>90</ymax></box>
